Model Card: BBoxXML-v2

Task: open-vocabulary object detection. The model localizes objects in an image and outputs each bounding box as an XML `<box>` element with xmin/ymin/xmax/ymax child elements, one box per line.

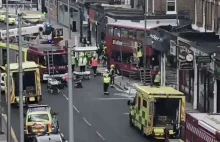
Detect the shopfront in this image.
<box><xmin>214</xmin><ymin>60</ymin><xmax>220</xmax><ymax>112</ymax></box>
<box><xmin>57</xmin><ymin>0</ymin><xmax>80</xmax><ymax>31</ymax></box>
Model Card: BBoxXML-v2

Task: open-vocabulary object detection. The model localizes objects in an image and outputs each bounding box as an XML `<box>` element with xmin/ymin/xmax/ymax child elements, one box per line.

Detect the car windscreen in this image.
<box><xmin>27</xmin><ymin>114</ymin><xmax>49</xmax><ymax>122</ymax></box>
<box><xmin>53</xmin><ymin>54</ymin><xmax>67</xmax><ymax>66</ymax></box>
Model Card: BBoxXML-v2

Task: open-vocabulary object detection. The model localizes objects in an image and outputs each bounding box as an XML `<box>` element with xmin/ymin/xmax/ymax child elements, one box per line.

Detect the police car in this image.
<box><xmin>24</xmin><ymin>105</ymin><xmax>60</xmax><ymax>141</ymax></box>
<box><xmin>32</xmin><ymin>133</ymin><xmax>68</xmax><ymax>142</ymax></box>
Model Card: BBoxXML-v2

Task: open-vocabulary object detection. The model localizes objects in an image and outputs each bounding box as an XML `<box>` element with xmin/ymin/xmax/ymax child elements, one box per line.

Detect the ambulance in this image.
<box><xmin>0</xmin><ymin>62</ymin><xmax>42</xmax><ymax>105</ymax></box>
<box><xmin>127</xmin><ymin>86</ymin><xmax>185</xmax><ymax>139</ymax></box>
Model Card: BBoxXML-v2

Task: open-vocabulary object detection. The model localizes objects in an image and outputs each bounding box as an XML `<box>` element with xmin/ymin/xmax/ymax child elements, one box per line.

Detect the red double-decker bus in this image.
<box><xmin>106</xmin><ymin>21</ymin><xmax>158</xmax><ymax>74</ymax></box>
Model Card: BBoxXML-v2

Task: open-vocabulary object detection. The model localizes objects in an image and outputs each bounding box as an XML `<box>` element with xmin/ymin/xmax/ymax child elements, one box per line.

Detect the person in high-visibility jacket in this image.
<box><xmin>154</xmin><ymin>71</ymin><xmax>161</xmax><ymax>86</ymax></box>
<box><xmin>86</xmin><ymin>52</ymin><xmax>92</xmax><ymax>66</ymax></box>
<box><xmin>137</xmin><ymin>44</ymin><xmax>143</xmax><ymax>67</ymax></box>
<box><xmin>110</xmin><ymin>64</ymin><xmax>115</xmax><ymax>87</ymax></box>
<box><xmin>91</xmin><ymin>55</ymin><xmax>98</xmax><ymax>76</ymax></box>
<box><xmin>103</xmin><ymin>69</ymin><xmax>111</xmax><ymax>94</ymax></box>
<box><xmin>78</xmin><ymin>53</ymin><xmax>87</xmax><ymax>72</ymax></box>
<box><xmin>71</xmin><ymin>53</ymin><xmax>75</xmax><ymax>72</ymax></box>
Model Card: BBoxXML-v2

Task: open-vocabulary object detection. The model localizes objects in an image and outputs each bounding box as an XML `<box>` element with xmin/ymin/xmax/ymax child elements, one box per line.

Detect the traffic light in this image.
<box><xmin>42</xmin><ymin>6</ymin><xmax>47</xmax><ymax>15</ymax></box>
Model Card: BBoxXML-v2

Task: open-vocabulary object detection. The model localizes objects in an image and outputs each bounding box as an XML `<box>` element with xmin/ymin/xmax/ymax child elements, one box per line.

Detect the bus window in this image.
<box><xmin>107</xmin><ymin>27</ymin><xmax>113</xmax><ymax>36</ymax></box>
<box><xmin>113</xmin><ymin>27</ymin><xmax>121</xmax><ymax>37</ymax></box>
<box><xmin>121</xmin><ymin>28</ymin><xmax>128</xmax><ymax>38</ymax></box>
<box><xmin>136</xmin><ymin>30</ymin><xmax>145</xmax><ymax>40</ymax></box>
<box><xmin>112</xmin><ymin>50</ymin><xmax>121</xmax><ymax>62</ymax></box>
<box><xmin>122</xmin><ymin>52</ymin><xmax>133</xmax><ymax>64</ymax></box>
<box><xmin>128</xmin><ymin>29</ymin><xmax>136</xmax><ymax>39</ymax></box>
<box><xmin>39</xmin><ymin>56</ymin><xmax>46</xmax><ymax>66</ymax></box>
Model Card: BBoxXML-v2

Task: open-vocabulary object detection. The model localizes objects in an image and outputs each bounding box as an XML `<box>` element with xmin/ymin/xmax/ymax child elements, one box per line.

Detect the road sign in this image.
<box><xmin>196</xmin><ymin>56</ymin><xmax>211</xmax><ymax>64</ymax></box>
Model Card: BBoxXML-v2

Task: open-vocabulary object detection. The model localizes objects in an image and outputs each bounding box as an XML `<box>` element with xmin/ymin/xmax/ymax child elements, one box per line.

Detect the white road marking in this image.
<box><xmin>83</xmin><ymin>117</ymin><xmax>92</xmax><ymax>126</ymax></box>
<box><xmin>96</xmin><ymin>131</ymin><xmax>105</xmax><ymax>140</ymax></box>
<box><xmin>123</xmin><ymin>113</ymin><xmax>129</xmax><ymax>115</ymax></box>
<box><xmin>63</xmin><ymin>94</ymin><xmax>80</xmax><ymax>113</ymax></box>
<box><xmin>98</xmin><ymin>98</ymin><xmax>130</xmax><ymax>100</ymax></box>
<box><xmin>113</xmin><ymin>93</ymin><xmax>135</xmax><ymax>98</ymax></box>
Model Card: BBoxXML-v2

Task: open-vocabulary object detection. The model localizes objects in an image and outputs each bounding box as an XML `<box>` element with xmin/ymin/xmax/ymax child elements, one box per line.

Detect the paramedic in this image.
<box><xmin>137</xmin><ymin>43</ymin><xmax>143</xmax><ymax>68</ymax></box>
<box><xmin>110</xmin><ymin>64</ymin><xmax>115</xmax><ymax>87</ymax></box>
<box><xmin>103</xmin><ymin>69</ymin><xmax>111</xmax><ymax>94</ymax></box>
<box><xmin>71</xmin><ymin>53</ymin><xmax>75</xmax><ymax>72</ymax></box>
<box><xmin>78</xmin><ymin>53</ymin><xmax>87</xmax><ymax>72</ymax></box>
<box><xmin>86</xmin><ymin>52</ymin><xmax>92</xmax><ymax>66</ymax></box>
<box><xmin>91</xmin><ymin>56</ymin><xmax>98</xmax><ymax>76</ymax></box>
<box><xmin>154</xmin><ymin>71</ymin><xmax>161</xmax><ymax>86</ymax></box>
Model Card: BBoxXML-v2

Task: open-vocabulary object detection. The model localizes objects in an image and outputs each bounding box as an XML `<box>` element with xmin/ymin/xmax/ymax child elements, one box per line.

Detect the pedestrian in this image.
<box><xmin>78</xmin><ymin>53</ymin><xmax>87</xmax><ymax>72</ymax></box>
<box><xmin>71</xmin><ymin>52</ymin><xmax>75</xmax><ymax>72</ymax></box>
<box><xmin>103</xmin><ymin>69</ymin><xmax>111</xmax><ymax>95</ymax></box>
<box><xmin>154</xmin><ymin>71</ymin><xmax>161</xmax><ymax>86</ymax></box>
<box><xmin>91</xmin><ymin>55</ymin><xmax>98</xmax><ymax>76</ymax></box>
<box><xmin>110</xmin><ymin>64</ymin><xmax>115</xmax><ymax>87</ymax></box>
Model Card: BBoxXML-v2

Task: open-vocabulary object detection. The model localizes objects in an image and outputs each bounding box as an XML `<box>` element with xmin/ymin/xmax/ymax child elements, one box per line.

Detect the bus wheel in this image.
<box><xmin>129</xmin><ymin>114</ymin><xmax>134</xmax><ymax>127</ymax></box>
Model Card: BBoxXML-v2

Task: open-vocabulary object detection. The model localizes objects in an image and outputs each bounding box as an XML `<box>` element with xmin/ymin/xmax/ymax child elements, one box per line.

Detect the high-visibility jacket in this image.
<box><xmin>91</xmin><ymin>59</ymin><xmax>98</xmax><ymax>67</ymax></box>
<box><xmin>110</xmin><ymin>68</ymin><xmax>115</xmax><ymax>76</ymax></box>
<box><xmin>137</xmin><ymin>50</ymin><xmax>142</xmax><ymax>58</ymax></box>
<box><xmin>71</xmin><ymin>56</ymin><xmax>75</xmax><ymax>65</ymax></box>
<box><xmin>154</xmin><ymin>74</ymin><xmax>161</xmax><ymax>83</ymax></box>
<box><xmin>103</xmin><ymin>74</ymin><xmax>110</xmax><ymax>83</ymax></box>
<box><xmin>78</xmin><ymin>57</ymin><xmax>87</xmax><ymax>66</ymax></box>
<box><xmin>87</xmin><ymin>52</ymin><xmax>92</xmax><ymax>58</ymax></box>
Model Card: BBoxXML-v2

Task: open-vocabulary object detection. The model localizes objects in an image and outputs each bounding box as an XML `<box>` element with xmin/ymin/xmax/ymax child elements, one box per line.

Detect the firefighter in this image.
<box><xmin>102</xmin><ymin>45</ymin><xmax>107</xmax><ymax>66</ymax></box>
<box><xmin>137</xmin><ymin>43</ymin><xmax>143</xmax><ymax>68</ymax></box>
<box><xmin>78</xmin><ymin>53</ymin><xmax>87</xmax><ymax>72</ymax></box>
<box><xmin>86</xmin><ymin>51</ymin><xmax>92</xmax><ymax>66</ymax></box>
<box><xmin>71</xmin><ymin>52</ymin><xmax>75</xmax><ymax>72</ymax></box>
<box><xmin>91</xmin><ymin>55</ymin><xmax>98</xmax><ymax>76</ymax></box>
<box><xmin>154</xmin><ymin>71</ymin><xmax>161</xmax><ymax>86</ymax></box>
<box><xmin>103</xmin><ymin>69</ymin><xmax>111</xmax><ymax>94</ymax></box>
<box><xmin>110</xmin><ymin>64</ymin><xmax>115</xmax><ymax>87</ymax></box>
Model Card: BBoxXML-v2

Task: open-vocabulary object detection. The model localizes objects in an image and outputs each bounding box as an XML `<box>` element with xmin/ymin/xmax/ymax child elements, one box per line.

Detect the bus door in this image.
<box><xmin>146</xmin><ymin>97</ymin><xmax>154</xmax><ymax>135</ymax></box>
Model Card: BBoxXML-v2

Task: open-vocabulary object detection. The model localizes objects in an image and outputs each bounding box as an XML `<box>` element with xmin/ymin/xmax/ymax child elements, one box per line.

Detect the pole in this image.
<box><xmin>0</xmin><ymin>47</ymin><xmax>3</xmax><ymax>134</ymax></box>
<box><xmin>6</xmin><ymin>0</ymin><xmax>11</xmax><ymax>141</ymax></box>
<box><xmin>48</xmin><ymin>1</ymin><xmax>51</xmax><ymax>24</ymax></box>
<box><xmin>18</xmin><ymin>14</ymin><xmax>24</xmax><ymax>142</ymax></box>
<box><xmin>67</xmin><ymin>39</ymin><xmax>74</xmax><ymax>142</ymax></box>
<box><xmin>143</xmin><ymin>10</ymin><xmax>147</xmax><ymax>85</ymax></box>
<box><xmin>68</xmin><ymin>0</ymin><xmax>71</xmax><ymax>39</ymax></box>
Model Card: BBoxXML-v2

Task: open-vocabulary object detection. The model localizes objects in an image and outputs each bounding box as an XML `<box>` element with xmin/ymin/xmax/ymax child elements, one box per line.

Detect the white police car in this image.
<box><xmin>32</xmin><ymin>133</ymin><xmax>68</xmax><ymax>142</ymax></box>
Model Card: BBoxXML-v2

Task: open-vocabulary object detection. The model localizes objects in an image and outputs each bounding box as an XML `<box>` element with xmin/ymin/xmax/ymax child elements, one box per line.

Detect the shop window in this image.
<box><xmin>107</xmin><ymin>27</ymin><xmax>113</xmax><ymax>36</ymax></box>
<box><xmin>128</xmin><ymin>29</ymin><xmax>136</xmax><ymax>39</ymax></box>
<box><xmin>113</xmin><ymin>27</ymin><xmax>121</xmax><ymax>37</ymax></box>
<box><xmin>121</xmin><ymin>28</ymin><xmax>128</xmax><ymax>38</ymax></box>
<box><xmin>136</xmin><ymin>30</ymin><xmax>144</xmax><ymax>40</ymax></box>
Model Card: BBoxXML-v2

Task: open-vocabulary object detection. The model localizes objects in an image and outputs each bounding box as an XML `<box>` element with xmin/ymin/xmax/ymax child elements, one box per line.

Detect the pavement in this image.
<box><xmin>7</xmin><ymin>21</ymin><xmax>151</xmax><ymax>142</ymax></box>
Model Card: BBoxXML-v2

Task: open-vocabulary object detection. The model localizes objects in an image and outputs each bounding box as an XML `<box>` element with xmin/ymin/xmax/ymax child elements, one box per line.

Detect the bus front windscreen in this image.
<box><xmin>53</xmin><ymin>54</ymin><xmax>68</xmax><ymax>66</ymax></box>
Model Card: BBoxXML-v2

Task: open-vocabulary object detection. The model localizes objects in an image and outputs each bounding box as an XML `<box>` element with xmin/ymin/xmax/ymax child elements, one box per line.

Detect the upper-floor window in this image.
<box><xmin>113</xmin><ymin>27</ymin><xmax>121</xmax><ymax>37</ymax></box>
<box><xmin>121</xmin><ymin>28</ymin><xmax>128</xmax><ymax>38</ymax></box>
<box><xmin>167</xmin><ymin>0</ymin><xmax>176</xmax><ymax>14</ymax></box>
<box><xmin>107</xmin><ymin>27</ymin><xmax>113</xmax><ymax>36</ymax></box>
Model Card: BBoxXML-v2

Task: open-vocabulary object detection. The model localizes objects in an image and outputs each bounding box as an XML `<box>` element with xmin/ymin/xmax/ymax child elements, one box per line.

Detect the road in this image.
<box><xmin>2</xmin><ymin>21</ymin><xmax>150</xmax><ymax>142</ymax></box>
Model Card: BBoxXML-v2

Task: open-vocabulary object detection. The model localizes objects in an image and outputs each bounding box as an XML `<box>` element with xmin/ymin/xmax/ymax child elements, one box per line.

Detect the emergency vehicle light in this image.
<box><xmin>198</xmin><ymin>120</ymin><xmax>216</xmax><ymax>134</ymax></box>
<box><xmin>48</xmin><ymin>40</ymin><xmax>52</xmax><ymax>44</ymax></box>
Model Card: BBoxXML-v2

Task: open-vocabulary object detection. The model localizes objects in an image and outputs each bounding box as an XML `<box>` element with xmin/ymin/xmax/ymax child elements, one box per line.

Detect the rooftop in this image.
<box><xmin>29</xmin><ymin>43</ymin><xmax>63</xmax><ymax>51</ymax></box>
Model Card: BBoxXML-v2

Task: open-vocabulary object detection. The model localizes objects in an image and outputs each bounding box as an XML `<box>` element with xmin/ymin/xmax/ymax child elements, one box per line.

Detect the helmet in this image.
<box><xmin>110</xmin><ymin>64</ymin><xmax>115</xmax><ymax>68</ymax></box>
<box><xmin>105</xmin><ymin>69</ymin><xmax>109</xmax><ymax>73</ymax></box>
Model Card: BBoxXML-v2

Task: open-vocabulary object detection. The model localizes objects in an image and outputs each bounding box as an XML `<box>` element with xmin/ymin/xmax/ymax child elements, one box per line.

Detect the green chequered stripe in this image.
<box><xmin>134</xmin><ymin>109</ymin><xmax>147</xmax><ymax>126</ymax></box>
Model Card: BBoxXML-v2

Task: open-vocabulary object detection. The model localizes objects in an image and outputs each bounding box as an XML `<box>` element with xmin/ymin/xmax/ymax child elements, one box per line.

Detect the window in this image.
<box><xmin>167</xmin><ymin>0</ymin><xmax>176</xmax><ymax>14</ymax></box>
<box><xmin>121</xmin><ymin>28</ymin><xmax>128</xmax><ymax>38</ymax></box>
<box><xmin>111</xmin><ymin>50</ymin><xmax>133</xmax><ymax>64</ymax></box>
<box><xmin>128</xmin><ymin>30</ymin><xmax>136</xmax><ymax>39</ymax></box>
<box><xmin>27</xmin><ymin>114</ymin><xmax>49</xmax><ymax>122</ymax></box>
<box><xmin>113</xmin><ymin>27</ymin><xmax>121</xmax><ymax>37</ymax></box>
<box><xmin>108</xmin><ymin>27</ymin><xmax>113</xmax><ymax>36</ymax></box>
<box><xmin>136</xmin><ymin>30</ymin><xmax>145</xmax><ymax>40</ymax></box>
<box><xmin>138</xmin><ymin>97</ymin><xmax>141</xmax><ymax>110</ymax></box>
<box><xmin>149</xmin><ymin>102</ymin><xmax>154</xmax><ymax>115</ymax></box>
<box><xmin>53</xmin><ymin>54</ymin><xmax>68</xmax><ymax>66</ymax></box>
<box><xmin>143</xmin><ymin>99</ymin><xmax>147</xmax><ymax>108</ymax></box>
<box><xmin>39</xmin><ymin>55</ymin><xmax>46</xmax><ymax>66</ymax></box>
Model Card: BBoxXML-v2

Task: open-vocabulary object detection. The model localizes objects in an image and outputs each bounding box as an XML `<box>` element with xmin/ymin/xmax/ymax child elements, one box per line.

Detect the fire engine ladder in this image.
<box><xmin>47</xmin><ymin>51</ymin><xmax>55</xmax><ymax>78</ymax></box>
<box><xmin>139</xmin><ymin>68</ymin><xmax>152</xmax><ymax>85</ymax></box>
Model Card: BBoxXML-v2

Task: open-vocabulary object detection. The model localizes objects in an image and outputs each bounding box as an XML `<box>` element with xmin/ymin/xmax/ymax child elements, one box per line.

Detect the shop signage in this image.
<box><xmin>196</xmin><ymin>56</ymin><xmax>211</xmax><ymax>64</ymax></box>
<box><xmin>178</xmin><ymin>40</ymin><xmax>194</xmax><ymax>70</ymax></box>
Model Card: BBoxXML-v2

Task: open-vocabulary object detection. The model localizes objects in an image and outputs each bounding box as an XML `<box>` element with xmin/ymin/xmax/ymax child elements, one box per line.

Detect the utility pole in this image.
<box><xmin>67</xmin><ymin>0</ymin><xmax>74</xmax><ymax>141</ymax></box>
<box><xmin>143</xmin><ymin>1</ymin><xmax>147</xmax><ymax>86</ymax></box>
<box><xmin>18</xmin><ymin>14</ymin><xmax>24</xmax><ymax>142</ymax></box>
<box><xmin>0</xmin><ymin>41</ymin><xmax>3</xmax><ymax>134</ymax></box>
<box><xmin>6</xmin><ymin>0</ymin><xmax>11</xmax><ymax>141</ymax></box>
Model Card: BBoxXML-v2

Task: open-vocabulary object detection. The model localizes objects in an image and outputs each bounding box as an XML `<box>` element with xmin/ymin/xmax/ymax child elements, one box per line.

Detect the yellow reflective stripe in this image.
<box><xmin>36</xmin><ymin>71</ymin><xmax>41</xmax><ymax>96</ymax></box>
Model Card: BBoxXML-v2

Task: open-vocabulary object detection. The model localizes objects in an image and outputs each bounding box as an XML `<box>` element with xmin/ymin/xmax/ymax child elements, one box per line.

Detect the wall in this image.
<box><xmin>46</xmin><ymin>0</ymin><xmax>57</xmax><ymax>21</ymax></box>
<box><xmin>57</xmin><ymin>1</ymin><xmax>80</xmax><ymax>31</ymax></box>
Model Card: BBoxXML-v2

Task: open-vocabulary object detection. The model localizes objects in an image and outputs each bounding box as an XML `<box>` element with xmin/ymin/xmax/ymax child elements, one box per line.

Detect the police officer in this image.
<box><xmin>103</xmin><ymin>69</ymin><xmax>111</xmax><ymax>94</ymax></box>
<box><xmin>137</xmin><ymin>43</ymin><xmax>143</xmax><ymax>67</ymax></box>
<box><xmin>154</xmin><ymin>71</ymin><xmax>161</xmax><ymax>86</ymax></box>
<box><xmin>71</xmin><ymin>52</ymin><xmax>75</xmax><ymax>72</ymax></box>
<box><xmin>110</xmin><ymin>64</ymin><xmax>115</xmax><ymax>87</ymax></box>
<box><xmin>78</xmin><ymin>53</ymin><xmax>87</xmax><ymax>72</ymax></box>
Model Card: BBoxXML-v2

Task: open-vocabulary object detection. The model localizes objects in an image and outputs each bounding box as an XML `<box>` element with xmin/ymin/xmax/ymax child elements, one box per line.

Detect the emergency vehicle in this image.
<box><xmin>165</xmin><ymin>113</ymin><xmax>220</xmax><ymax>142</ymax></box>
<box><xmin>24</xmin><ymin>105</ymin><xmax>59</xmax><ymax>141</ymax></box>
<box><xmin>127</xmin><ymin>86</ymin><xmax>185</xmax><ymax>139</ymax></box>
<box><xmin>27</xmin><ymin>41</ymin><xmax>67</xmax><ymax>81</ymax></box>
<box><xmin>0</xmin><ymin>62</ymin><xmax>42</xmax><ymax>105</ymax></box>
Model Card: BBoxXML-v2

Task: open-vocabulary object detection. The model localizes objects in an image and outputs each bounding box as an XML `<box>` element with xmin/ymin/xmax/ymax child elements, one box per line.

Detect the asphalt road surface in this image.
<box><xmin>7</xmin><ymin>73</ymin><xmax>150</xmax><ymax>142</ymax></box>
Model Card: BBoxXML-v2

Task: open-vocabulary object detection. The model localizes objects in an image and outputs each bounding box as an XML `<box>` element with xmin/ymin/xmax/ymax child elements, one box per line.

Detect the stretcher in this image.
<box><xmin>73</xmin><ymin>71</ymin><xmax>91</xmax><ymax>80</ymax></box>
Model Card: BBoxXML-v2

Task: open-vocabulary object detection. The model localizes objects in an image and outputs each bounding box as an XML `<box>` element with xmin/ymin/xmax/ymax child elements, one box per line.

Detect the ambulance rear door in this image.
<box><xmin>146</xmin><ymin>96</ymin><xmax>154</xmax><ymax>135</ymax></box>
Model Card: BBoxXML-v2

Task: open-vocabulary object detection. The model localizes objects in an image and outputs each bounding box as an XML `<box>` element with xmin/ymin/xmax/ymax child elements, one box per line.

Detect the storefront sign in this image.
<box><xmin>178</xmin><ymin>40</ymin><xmax>194</xmax><ymax>70</ymax></box>
<box><xmin>196</xmin><ymin>56</ymin><xmax>211</xmax><ymax>64</ymax></box>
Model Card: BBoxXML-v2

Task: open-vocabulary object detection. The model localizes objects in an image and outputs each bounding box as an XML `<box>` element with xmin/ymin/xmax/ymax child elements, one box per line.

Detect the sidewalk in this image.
<box><xmin>114</xmin><ymin>76</ymin><xmax>199</xmax><ymax>113</ymax></box>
